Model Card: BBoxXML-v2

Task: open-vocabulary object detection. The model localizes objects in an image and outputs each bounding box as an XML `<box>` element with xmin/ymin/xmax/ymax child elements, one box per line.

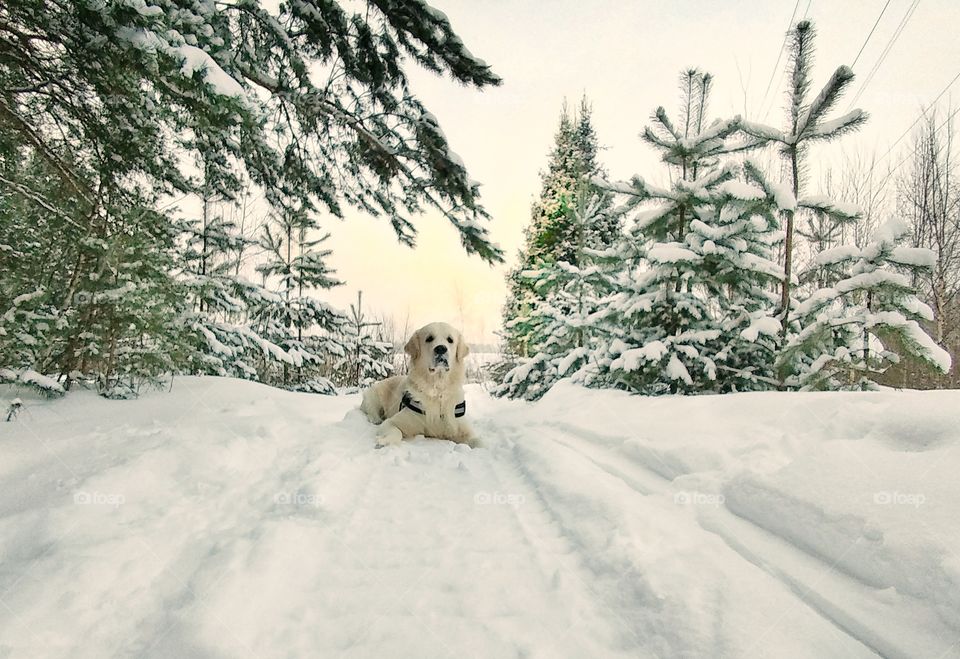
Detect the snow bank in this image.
<box><xmin>18</xmin><ymin>369</ymin><xmax>65</xmax><ymax>395</ymax></box>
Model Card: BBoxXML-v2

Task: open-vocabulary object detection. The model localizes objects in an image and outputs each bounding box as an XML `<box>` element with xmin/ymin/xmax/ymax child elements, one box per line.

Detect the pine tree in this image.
<box><xmin>0</xmin><ymin>149</ymin><xmax>70</xmax><ymax>395</ymax></box>
<box><xmin>254</xmin><ymin>209</ymin><xmax>348</xmax><ymax>392</ymax></box>
<box><xmin>67</xmin><ymin>195</ymin><xmax>186</xmax><ymax>398</ymax></box>
<box><xmin>783</xmin><ymin>219</ymin><xmax>952</xmax><ymax>389</ymax></box>
<box><xmin>739</xmin><ymin>20</ymin><xmax>868</xmax><ymax>342</ymax></box>
<box><xmin>496</xmin><ymin>191</ymin><xmax>618</xmax><ymax>400</ymax></box>
<box><xmin>176</xmin><ymin>164</ymin><xmax>263</xmax><ymax>380</ymax></box>
<box><xmin>733</xmin><ymin>20</ymin><xmax>947</xmax><ymax>389</ymax></box>
<box><xmin>589</xmin><ymin>71</ymin><xmax>786</xmax><ymax>394</ymax></box>
<box><xmin>335</xmin><ymin>292</ymin><xmax>393</xmax><ymax>389</ymax></box>
<box><xmin>502</xmin><ymin>96</ymin><xmax>617</xmax><ymax>357</ymax></box>
<box><xmin>1</xmin><ymin>0</ymin><xmax>501</xmax><ymax>394</ymax></box>
<box><xmin>696</xmin><ymin>162</ymin><xmax>790</xmax><ymax>390</ymax></box>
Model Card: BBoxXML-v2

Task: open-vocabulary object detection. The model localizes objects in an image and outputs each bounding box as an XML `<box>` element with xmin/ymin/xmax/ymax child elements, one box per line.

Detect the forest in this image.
<box><xmin>1</xmin><ymin>1</ymin><xmax>956</xmax><ymax>401</ymax></box>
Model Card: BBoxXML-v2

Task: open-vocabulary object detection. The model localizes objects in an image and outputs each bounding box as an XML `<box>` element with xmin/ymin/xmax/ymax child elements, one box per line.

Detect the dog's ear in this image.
<box><xmin>404</xmin><ymin>329</ymin><xmax>421</xmax><ymax>361</ymax></box>
<box><xmin>456</xmin><ymin>334</ymin><xmax>470</xmax><ymax>363</ymax></box>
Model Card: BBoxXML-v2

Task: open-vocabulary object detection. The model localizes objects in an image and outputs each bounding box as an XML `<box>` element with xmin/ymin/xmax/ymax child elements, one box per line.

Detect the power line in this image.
<box><xmin>875</xmin><ymin>104</ymin><xmax>960</xmax><ymax>196</ymax></box>
<box><xmin>873</xmin><ymin>69</ymin><xmax>960</xmax><ymax>167</ymax></box>
<box><xmin>848</xmin><ymin>0</ymin><xmax>920</xmax><ymax>109</ymax></box>
<box><xmin>851</xmin><ymin>0</ymin><xmax>892</xmax><ymax>68</ymax></box>
<box><xmin>758</xmin><ymin>0</ymin><xmax>801</xmax><ymax>120</ymax></box>
<box><xmin>857</xmin><ymin>68</ymin><xmax>960</xmax><ymax>199</ymax></box>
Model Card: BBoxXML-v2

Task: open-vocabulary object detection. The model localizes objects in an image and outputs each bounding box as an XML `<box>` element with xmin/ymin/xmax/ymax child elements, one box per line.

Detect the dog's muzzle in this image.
<box><xmin>431</xmin><ymin>344</ymin><xmax>450</xmax><ymax>371</ymax></box>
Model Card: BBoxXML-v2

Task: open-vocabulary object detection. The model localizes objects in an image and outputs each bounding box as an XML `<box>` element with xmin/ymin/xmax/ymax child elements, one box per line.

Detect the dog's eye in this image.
<box><xmin>426</xmin><ymin>335</ymin><xmax>434</xmax><ymax>343</ymax></box>
<box><xmin>447</xmin><ymin>336</ymin><xmax>453</xmax><ymax>344</ymax></box>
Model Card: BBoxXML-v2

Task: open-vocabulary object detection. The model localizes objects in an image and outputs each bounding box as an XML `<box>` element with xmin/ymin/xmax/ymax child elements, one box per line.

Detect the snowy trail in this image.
<box><xmin>491</xmin><ymin>422</ymin><xmax>876</xmax><ymax>658</ymax></box>
<box><xmin>1</xmin><ymin>378</ymin><xmax>959</xmax><ymax>658</ymax></box>
<box><xmin>511</xmin><ymin>420</ymin><xmax>953</xmax><ymax>658</ymax></box>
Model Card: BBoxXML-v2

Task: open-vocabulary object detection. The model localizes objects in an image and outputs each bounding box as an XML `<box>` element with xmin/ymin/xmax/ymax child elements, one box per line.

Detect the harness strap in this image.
<box><xmin>400</xmin><ymin>391</ymin><xmax>466</xmax><ymax>418</ymax></box>
<box><xmin>400</xmin><ymin>391</ymin><xmax>424</xmax><ymax>415</ymax></box>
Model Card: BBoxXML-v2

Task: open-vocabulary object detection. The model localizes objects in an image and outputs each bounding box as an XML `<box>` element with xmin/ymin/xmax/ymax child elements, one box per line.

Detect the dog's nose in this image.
<box><xmin>434</xmin><ymin>344</ymin><xmax>448</xmax><ymax>355</ymax></box>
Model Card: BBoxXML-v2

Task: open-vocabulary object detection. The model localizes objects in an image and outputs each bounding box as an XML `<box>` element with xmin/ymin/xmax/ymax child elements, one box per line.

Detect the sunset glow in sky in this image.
<box><xmin>319</xmin><ymin>0</ymin><xmax>960</xmax><ymax>346</ymax></box>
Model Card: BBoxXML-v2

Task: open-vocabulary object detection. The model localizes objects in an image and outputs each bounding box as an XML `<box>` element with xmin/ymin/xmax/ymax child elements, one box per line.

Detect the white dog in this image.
<box><xmin>361</xmin><ymin>321</ymin><xmax>476</xmax><ymax>447</ymax></box>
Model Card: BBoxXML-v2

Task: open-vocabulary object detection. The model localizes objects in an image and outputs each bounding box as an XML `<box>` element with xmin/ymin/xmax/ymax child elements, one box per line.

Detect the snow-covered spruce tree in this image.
<box><xmin>0</xmin><ymin>0</ymin><xmax>501</xmax><ymax>395</ymax></box>
<box><xmin>0</xmin><ymin>136</ymin><xmax>185</xmax><ymax>397</ymax></box>
<box><xmin>735</xmin><ymin>20</ymin><xmax>946</xmax><ymax>388</ymax></box>
<box><xmin>495</xmin><ymin>191</ymin><xmax>619</xmax><ymax>400</ymax></box>
<box><xmin>502</xmin><ymin>97</ymin><xmax>617</xmax><ymax>357</ymax></box>
<box><xmin>66</xmin><ymin>195</ymin><xmax>187</xmax><ymax>398</ymax></box>
<box><xmin>254</xmin><ymin>209</ymin><xmax>348</xmax><ymax>393</ymax></box>
<box><xmin>334</xmin><ymin>292</ymin><xmax>393</xmax><ymax>389</ymax></box>
<box><xmin>338</xmin><ymin>329</ymin><xmax>393</xmax><ymax>390</ymax></box>
<box><xmin>590</xmin><ymin>70</ymin><xmax>787</xmax><ymax>394</ymax></box>
<box><xmin>0</xmin><ymin>148</ymin><xmax>70</xmax><ymax>396</ymax></box>
<box><xmin>739</xmin><ymin>20</ymin><xmax>868</xmax><ymax>343</ymax></box>
<box><xmin>687</xmin><ymin>161</ymin><xmax>791</xmax><ymax>390</ymax></box>
<box><xmin>175</xmin><ymin>162</ymin><xmax>265</xmax><ymax>379</ymax></box>
<box><xmin>783</xmin><ymin>218</ymin><xmax>952</xmax><ymax>389</ymax></box>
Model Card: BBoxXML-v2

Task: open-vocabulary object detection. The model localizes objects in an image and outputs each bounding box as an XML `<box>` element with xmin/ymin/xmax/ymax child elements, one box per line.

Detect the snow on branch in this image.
<box><xmin>739</xmin><ymin>120</ymin><xmax>789</xmax><ymax>144</ymax></box>
<box><xmin>866</xmin><ymin>312</ymin><xmax>952</xmax><ymax>373</ymax></box>
<box><xmin>798</xmin><ymin>195</ymin><xmax>862</xmax><ymax>222</ymax></box>
<box><xmin>633</xmin><ymin>204</ymin><xmax>674</xmax><ymax>230</ymax></box>
<box><xmin>889</xmin><ymin>246</ymin><xmax>936</xmax><ymax>269</ymax></box>
<box><xmin>717</xmin><ymin>179</ymin><xmax>765</xmax><ymax>201</ymax></box>
<box><xmin>807</xmin><ymin>109</ymin><xmax>868</xmax><ymax>142</ymax></box>
<box><xmin>796</xmin><ymin>65</ymin><xmax>855</xmax><ymax>137</ymax></box>
<box><xmin>648</xmin><ymin>243</ymin><xmax>700</xmax><ymax>265</ymax></box>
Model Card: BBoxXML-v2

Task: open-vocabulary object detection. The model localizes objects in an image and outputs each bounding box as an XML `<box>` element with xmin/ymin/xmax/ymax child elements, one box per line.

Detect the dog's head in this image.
<box><xmin>405</xmin><ymin>322</ymin><xmax>469</xmax><ymax>375</ymax></box>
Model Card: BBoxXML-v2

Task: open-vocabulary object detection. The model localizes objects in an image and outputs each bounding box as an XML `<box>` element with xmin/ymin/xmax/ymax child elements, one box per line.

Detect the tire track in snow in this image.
<box><xmin>478</xmin><ymin>427</ymin><xmax>650</xmax><ymax>658</ymax></box>
<box><xmin>521</xmin><ymin>420</ymin><xmax>899</xmax><ymax>658</ymax></box>
<box><xmin>486</xmin><ymin>421</ymin><xmax>696</xmax><ymax>657</ymax></box>
<box><xmin>131</xmin><ymin>415</ymin><xmax>382</xmax><ymax>657</ymax></box>
<box><xmin>360</xmin><ymin>434</ymin><xmax>633</xmax><ymax>659</ymax></box>
<box><xmin>538</xmin><ymin>423</ymin><xmax>666</xmax><ymax>496</ymax></box>
<box><xmin>200</xmin><ymin>422</ymin><xmax>631</xmax><ymax>659</ymax></box>
<box><xmin>128</xmin><ymin>420</ymin><xmax>350</xmax><ymax>658</ymax></box>
<box><xmin>696</xmin><ymin>509</ymin><xmax>945</xmax><ymax>659</ymax></box>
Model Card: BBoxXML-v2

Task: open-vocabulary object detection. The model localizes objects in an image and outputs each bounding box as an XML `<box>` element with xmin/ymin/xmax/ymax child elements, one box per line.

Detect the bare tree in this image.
<box><xmin>898</xmin><ymin>111</ymin><xmax>960</xmax><ymax>345</ymax></box>
<box><xmin>799</xmin><ymin>150</ymin><xmax>886</xmax><ymax>288</ymax></box>
<box><xmin>835</xmin><ymin>149</ymin><xmax>885</xmax><ymax>248</ymax></box>
<box><xmin>373</xmin><ymin>308</ymin><xmax>411</xmax><ymax>375</ymax></box>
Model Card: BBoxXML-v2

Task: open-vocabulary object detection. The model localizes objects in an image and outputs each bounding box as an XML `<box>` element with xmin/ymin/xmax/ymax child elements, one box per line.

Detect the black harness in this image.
<box><xmin>400</xmin><ymin>391</ymin><xmax>466</xmax><ymax>418</ymax></box>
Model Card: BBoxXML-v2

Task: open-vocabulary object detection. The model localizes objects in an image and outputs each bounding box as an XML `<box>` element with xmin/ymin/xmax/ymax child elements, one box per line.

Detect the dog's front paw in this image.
<box><xmin>375</xmin><ymin>425</ymin><xmax>403</xmax><ymax>448</ymax></box>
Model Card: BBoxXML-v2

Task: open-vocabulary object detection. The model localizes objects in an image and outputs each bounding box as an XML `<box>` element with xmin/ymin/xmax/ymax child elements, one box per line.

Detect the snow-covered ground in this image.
<box><xmin>1</xmin><ymin>378</ymin><xmax>958</xmax><ymax>658</ymax></box>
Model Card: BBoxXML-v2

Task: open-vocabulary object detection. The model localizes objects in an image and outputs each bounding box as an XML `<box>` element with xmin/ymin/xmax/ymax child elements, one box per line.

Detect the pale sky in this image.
<box><xmin>319</xmin><ymin>0</ymin><xmax>960</xmax><ymax>346</ymax></box>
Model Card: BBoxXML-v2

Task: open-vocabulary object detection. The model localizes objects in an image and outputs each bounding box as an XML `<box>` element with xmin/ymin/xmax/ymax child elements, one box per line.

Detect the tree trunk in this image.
<box><xmin>779</xmin><ymin>147</ymin><xmax>800</xmax><ymax>339</ymax></box>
